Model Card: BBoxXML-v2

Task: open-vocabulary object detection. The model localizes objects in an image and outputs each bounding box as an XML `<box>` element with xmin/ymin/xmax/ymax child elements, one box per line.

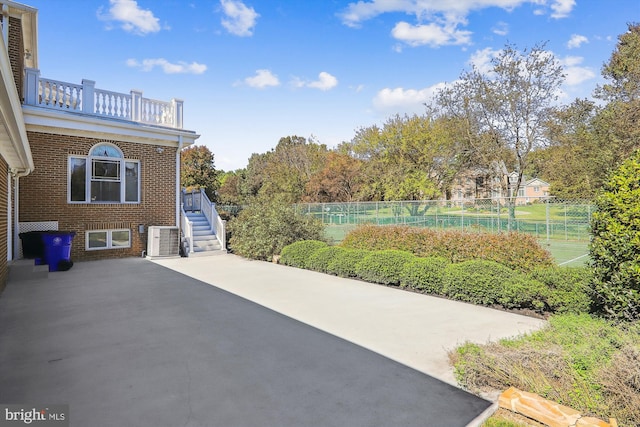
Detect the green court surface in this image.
<box><xmin>541</xmin><ymin>240</ymin><xmax>590</xmax><ymax>267</ymax></box>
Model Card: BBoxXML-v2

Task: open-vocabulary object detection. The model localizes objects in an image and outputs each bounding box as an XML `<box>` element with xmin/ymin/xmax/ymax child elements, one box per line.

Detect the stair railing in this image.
<box><xmin>200</xmin><ymin>190</ymin><xmax>226</xmax><ymax>250</ymax></box>
<box><xmin>180</xmin><ymin>203</ymin><xmax>194</xmax><ymax>255</ymax></box>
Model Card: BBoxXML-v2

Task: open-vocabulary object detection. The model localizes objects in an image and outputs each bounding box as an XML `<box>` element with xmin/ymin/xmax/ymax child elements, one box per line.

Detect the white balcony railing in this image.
<box><xmin>23</xmin><ymin>68</ymin><xmax>183</xmax><ymax>129</ymax></box>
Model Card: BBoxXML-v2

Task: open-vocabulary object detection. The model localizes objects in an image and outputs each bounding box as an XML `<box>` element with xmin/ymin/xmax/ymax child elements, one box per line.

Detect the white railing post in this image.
<box><xmin>24</xmin><ymin>68</ymin><xmax>40</xmax><ymax>105</ymax></box>
<box><xmin>131</xmin><ymin>89</ymin><xmax>142</xmax><ymax>123</ymax></box>
<box><xmin>172</xmin><ymin>98</ymin><xmax>184</xmax><ymax>129</ymax></box>
<box><xmin>81</xmin><ymin>79</ymin><xmax>95</xmax><ymax>114</ymax></box>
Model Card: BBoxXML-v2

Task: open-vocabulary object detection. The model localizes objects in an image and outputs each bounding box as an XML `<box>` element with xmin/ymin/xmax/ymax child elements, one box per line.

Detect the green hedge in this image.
<box><xmin>280</xmin><ymin>240</ymin><xmax>593</xmax><ymax>316</ymax></box>
<box><xmin>341</xmin><ymin>225</ymin><xmax>553</xmax><ymax>273</ymax></box>
<box><xmin>400</xmin><ymin>257</ymin><xmax>449</xmax><ymax>295</ymax></box>
<box><xmin>280</xmin><ymin>240</ymin><xmax>328</xmax><ymax>269</ymax></box>
<box><xmin>307</xmin><ymin>246</ymin><xmax>347</xmax><ymax>273</ymax></box>
<box><xmin>528</xmin><ymin>266</ymin><xmax>592</xmax><ymax>314</ymax></box>
<box><xmin>326</xmin><ymin>249</ymin><xmax>369</xmax><ymax>278</ymax></box>
<box><xmin>355</xmin><ymin>250</ymin><xmax>416</xmax><ymax>286</ymax></box>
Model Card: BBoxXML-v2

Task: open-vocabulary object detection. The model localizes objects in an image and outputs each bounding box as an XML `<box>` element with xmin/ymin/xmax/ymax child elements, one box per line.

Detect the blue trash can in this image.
<box><xmin>42</xmin><ymin>232</ymin><xmax>76</xmax><ymax>272</ymax></box>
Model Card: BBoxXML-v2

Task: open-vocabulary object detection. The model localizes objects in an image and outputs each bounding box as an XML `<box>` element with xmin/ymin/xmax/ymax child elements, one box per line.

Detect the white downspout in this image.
<box><xmin>11</xmin><ymin>168</ymin><xmax>31</xmax><ymax>260</ymax></box>
<box><xmin>175</xmin><ymin>135</ymin><xmax>183</xmax><ymax>227</ymax></box>
<box><xmin>6</xmin><ymin>172</ymin><xmax>11</xmax><ymax>262</ymax></box>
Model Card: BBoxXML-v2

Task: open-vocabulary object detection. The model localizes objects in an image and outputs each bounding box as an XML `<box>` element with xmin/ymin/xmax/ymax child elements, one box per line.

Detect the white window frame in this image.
<box><xmin>86</xmin><ymin>229</ymin><xmax>132</xmax><ymax>251</ymax></box>
<box><xmin>68</xmin><ymin>143</ymin><xmax>140</xmax><ymax>204</ymax></box>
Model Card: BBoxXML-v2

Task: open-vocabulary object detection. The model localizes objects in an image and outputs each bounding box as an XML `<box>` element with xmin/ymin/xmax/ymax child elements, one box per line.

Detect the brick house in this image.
<box><xmin>449</xmin><ymin>170</ymin><xmax>550</xmax><ymax>205</ymax></box>
<box><xmin>0</xmin><ymin>1</ymin><xmax>205</xmax><ymax>289</ymax></box>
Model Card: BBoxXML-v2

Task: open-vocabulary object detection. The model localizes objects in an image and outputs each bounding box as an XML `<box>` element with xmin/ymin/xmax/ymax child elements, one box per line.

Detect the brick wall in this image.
<box><xmin>20</xmin><ymin>132</ymin><xmax>178</xmax><ymax>261</ymax></box>
<box><xmin>0</xmin><ymin>158</ymin><xmax>8</xmax><ymax>292</ymax></box>
<box><xmin>7</xmin><ymin>16</ymin><xmax>24</xmax><ymax>99</ymax></box>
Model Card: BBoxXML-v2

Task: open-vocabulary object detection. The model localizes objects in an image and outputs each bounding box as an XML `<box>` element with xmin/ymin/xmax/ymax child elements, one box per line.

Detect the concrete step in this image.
<box><xmin>188</xmin><ymin>249</ymin><xmax>227</xmax><ymax>257</ymax></box>
<box><xmin>193</xmin><ymin>240</ymin><xmax>221</xmax><ymax>250</ymax></box>
<box><xmin>8</xmin><ymin>259</ymin><xmax>49</xmax><ymax>282</ymax></box>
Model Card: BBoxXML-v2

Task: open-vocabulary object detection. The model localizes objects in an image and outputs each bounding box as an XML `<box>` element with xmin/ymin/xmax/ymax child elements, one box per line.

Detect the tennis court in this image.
<box><xmin>302</xmin><ymin>198</ymin><xmax>594</xmax><ymax>267</ymax></box>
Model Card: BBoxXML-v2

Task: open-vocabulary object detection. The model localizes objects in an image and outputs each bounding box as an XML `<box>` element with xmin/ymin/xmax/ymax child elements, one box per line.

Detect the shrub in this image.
<box><xmin>228</xmin><ymin>194</ymin><xmax>325</xmax><ymax>261</ymax></box>
<box><xmin>496</xmin><ymin>275</ymin><xmax>547</xmax><ymax>312</ymax></box>
<box><xmin>450</xmin><ymin>314</ymin><xmax>640</xmax><ymax>426</ymax></box>
<box><xmin>590</xmin><ymin>150</ymin><xmax>640</xmax><ymax>320</ymax></box>
<box><xmin>355</xmin><ymin>250</ymin><xmax>416</xmax><ymax>285</ymax></box>
<box><xmin>307</xmin><ymin>246</ymin><xmax>347</xmax><ymax>273</ymax></box>
<box><xmin>341</xmin><ymin>225</ymin><xmax>553</xmax><ymax>273</ymax></box>
<box><xmin>443</xmin><ymin>260</ymin><xmax>519</xmax><ymax>306</ymax></box>
<box><xmin>280</xmin><ymin>240</ymin><xmax>328</xmax><ymax>269</ymax></box>
<box><xmin>326</xmin><ymin>249</ymin><xmax>369</xmax><ymax>278</ymax></box>
<box><xmin>399</xmin><ymin>257</ymin><xmax>449</xmax><ymax>295</ymax></box>
<box><xmin>528</xmin><ymin>267</ymin><xmax>592</xmax><ymax>314</ymax></box>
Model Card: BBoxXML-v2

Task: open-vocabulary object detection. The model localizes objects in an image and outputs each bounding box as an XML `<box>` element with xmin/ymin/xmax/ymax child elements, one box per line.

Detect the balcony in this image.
<box><xmin>23</xmin><ymin>68</ymin><xmax>183</xmax><ymax>129</ymax></box>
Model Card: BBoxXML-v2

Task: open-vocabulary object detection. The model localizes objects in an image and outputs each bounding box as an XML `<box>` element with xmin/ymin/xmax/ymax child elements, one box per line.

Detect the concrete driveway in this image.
<box><xmin>0</xmin><ymin>256</ymin><xmax>544</xmax><ymax>427</ymax></box>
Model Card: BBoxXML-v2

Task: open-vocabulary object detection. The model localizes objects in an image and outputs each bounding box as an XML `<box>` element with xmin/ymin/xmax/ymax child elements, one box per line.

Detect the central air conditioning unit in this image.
<box><xmin>147</xmin><ymin>226</ymin><xmax>180</xmax><ymax>258</ymax></box>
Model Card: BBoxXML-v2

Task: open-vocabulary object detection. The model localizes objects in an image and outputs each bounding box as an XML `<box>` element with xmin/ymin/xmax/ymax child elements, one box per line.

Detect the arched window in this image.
<box><xmin>68</xmin><ymin>143</ymin><xmax>139</xmax><ymax>203</ymax></box>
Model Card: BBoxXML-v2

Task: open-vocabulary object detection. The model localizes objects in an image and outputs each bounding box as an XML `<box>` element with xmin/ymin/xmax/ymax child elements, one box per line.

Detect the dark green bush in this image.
<box><xmin>443</xmin><ymin>260</ymin><xmax>519</xmax><ymax>306</ymax></box>
<box><xmin>496</xmin><ymin>275</ymin><xmax>547</xmax><ymax>312</ymax></box>
<box><xmin>529</xmin><ymin>267</ymin><xmax>592</xmax><ymax>314</ymax></box>
<box><xmin>400</xmin><ymin>257</ymin><xmax>449</xmax><ymax>295</ymax></box>
<box><xmin>341</xmin><ymin>224</ymin><xmax>553</xmax><ymax>273</ymax></box>
<box><xmin>280</xmin><ymin>240</ymin><xmax>328</xmax><ymax>269</ymax></box>
<box><xmin>326</xmin><ymin>249</ymin><xmax>370</xmax><ymax>277</ymax></box>
<box><xmin>355</xmin><ymin>250</ymin><xmax>416</xmax><ymax>286</ymax></box>
<box><xmin>590</xmin><ymin>150</ymin><xmax>640</xmax><ymax>320</ymax></box>
<box><xmin>228</xmin><ymin>194</ymin><xmax>325</xmax><ymax>261</ymax></box>
<box><xmin>307</xmin><ymin>246</ymin><xmax>347</xmax><ymax>273</ymax></box>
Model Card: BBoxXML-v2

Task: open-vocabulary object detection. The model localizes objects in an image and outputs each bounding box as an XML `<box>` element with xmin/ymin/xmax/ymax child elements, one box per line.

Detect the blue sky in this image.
<box><xmin>27</xmin><ymin>0</ymin><xmax>639</xmax><ymax>170</ymax></box>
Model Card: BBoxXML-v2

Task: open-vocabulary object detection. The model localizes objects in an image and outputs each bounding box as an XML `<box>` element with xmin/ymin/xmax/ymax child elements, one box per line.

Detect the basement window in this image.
<box><xmin>86</xmin><ymin>229</ymin><xmax>131</xmax><ymax>250</ymax></box>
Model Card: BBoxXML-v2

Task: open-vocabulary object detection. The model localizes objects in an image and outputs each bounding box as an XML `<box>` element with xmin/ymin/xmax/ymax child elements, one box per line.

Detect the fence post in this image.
<box><xmin>546</xmin><ymin>198</ymin><xmax>550</xmax><ymax>245</ymax></box>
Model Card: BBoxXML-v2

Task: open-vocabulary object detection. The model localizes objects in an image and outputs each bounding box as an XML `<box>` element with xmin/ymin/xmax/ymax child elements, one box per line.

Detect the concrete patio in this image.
<box><xmin>0</xmin><ymin>256</ymin><xmax>545</xmax><ymax>426</ymax></box>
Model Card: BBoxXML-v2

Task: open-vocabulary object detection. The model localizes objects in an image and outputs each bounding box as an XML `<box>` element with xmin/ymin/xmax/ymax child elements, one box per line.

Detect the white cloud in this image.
<box><xmin>240</xmin><ymin>69</ymin><xmax>280</xmax><ymax>89</ymax></box>
<box><xmin>292</xmin><ymin>72</ymin><xmax>339</xmax><ymax>91</ymax></box>
<box><xmin>550</xmin><ymin>0</ymin><xmax>575</xmax><ymax>18</ymax></box>
<box><xmin>220</xmin><ymin>0</ymin><xmax>259</xmax><ymax>37</ymax></box>
<box><xmin>391</xmin><ymin>21</ymin><xmax>472</xmax><ymax>47</ymax></box>
<box><xmin>98</xmin><ymin>0</ymin><xmax>161</xmax><ymax>35</ymax></box>
<box><xmin>373</xmin><ymin>82</ymin><xmax>448</xmax><ymax>112</ymax></box>
<box><xmin>126</xmin><ymin>58</ymin><xmax>207</xmax><ymax>74</ymax></box>
<box><xmin>338</xmin><ymin>0</ymin><xmax>576</xmax><ymax>47</ymax></box>
<box><xmin>559</xmin><ymin>56</ymin><xmax>595</xmax><ymax>86</ymax></box>
<box><xmin>492</xmin><ymin>21</ymin><xmax>509</xmax><ymax>36</ymax></box>
<box><xmin>307</xmin><ymin>72</ymin><xmax>339</xmax><ymax>91</ymax></box>
<box><xmin>567</xmin><ymin>34</ymin><xmax>588</xmax><ymax>49</ymax></box>
<box><xmin>468</xmin><ymin>47</ymin><xmax>501</xmax><ymax>74</ymax></box>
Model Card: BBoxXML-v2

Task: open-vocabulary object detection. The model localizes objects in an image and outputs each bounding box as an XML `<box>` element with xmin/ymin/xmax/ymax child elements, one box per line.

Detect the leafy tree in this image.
<box><xmin>240</xmin><ymin>136</ymin><xmax>328</xmax><ymax>203</ymax></box>
<box><xmin>594</xmin><ymin>22</ymin><xmax>640</xmax><ymax>167</ymax></box>
<box><xmin>340</xmin><ymin>114</ymin><xmax>458</xmax><ymax>207</ymax></box>
<box><xmin>589</xmin><ymin>150</ymin><xmax>640</xmax><ymax>320</ymax></box>
<box><xmin>533</xmin><ymin>99</ymin><xmax>606</xmax><ymax>199</ymax></box>
<box><xmin>305</xmin><ymin>152</ymin><xmax>363</xmax><ymax>202</ymax></box>
<box><xmin>435</xmin><ymin>43</ymin><xmax>564</xmax><ymax>228</ymax></box>
<box><xmin>228</xmin><ymin>193</ymin><xmax>325</xmax><ymax>261</ymax></box>
<box><xmin>217</xmin><ymin>170</ymin><xmax>243</xmax><ymax>205</ymax></box>
<box><xmin>180</xmin><ymin>145</ymin><xmax>219</xmax><ymax>201</ymax></box>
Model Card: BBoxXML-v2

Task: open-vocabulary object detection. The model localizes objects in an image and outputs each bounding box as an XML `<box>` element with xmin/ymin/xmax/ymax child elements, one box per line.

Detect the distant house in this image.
<box><xmin>449</xmin><ymin>170</ymin><xmax>550</xmax><ymax>205</ymax></box>
<box><xmin>0</xmin><ymin>1</ymin><xmax>223</xmax><ymax>290</ymax></box>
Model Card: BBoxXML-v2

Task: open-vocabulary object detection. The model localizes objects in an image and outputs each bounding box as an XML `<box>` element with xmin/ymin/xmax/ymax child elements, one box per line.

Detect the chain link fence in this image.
<box><xmin>295</xmin><ymin>198</ymin><xmax>594</xmax><ymax>245</ymax></box>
